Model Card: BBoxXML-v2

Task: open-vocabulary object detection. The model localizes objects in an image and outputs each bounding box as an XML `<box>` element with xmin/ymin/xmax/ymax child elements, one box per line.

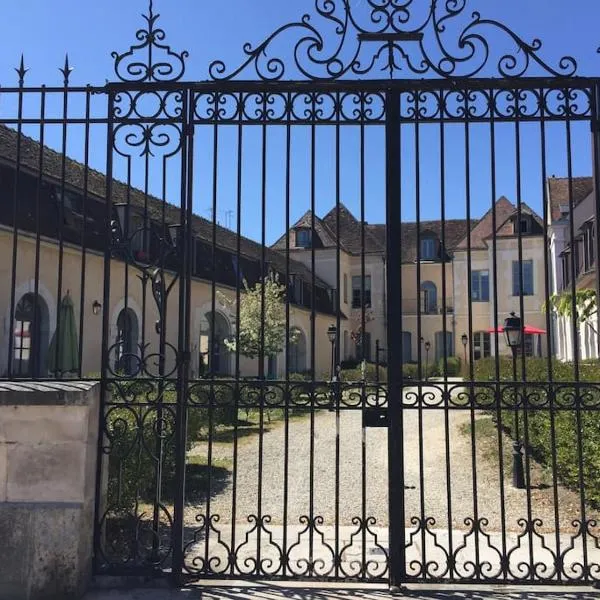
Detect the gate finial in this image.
<box><xmin>59</xmin><ymin>54</ymin><xmax>73</xmax><ymax>86</ymax></box>
<box><xmin>111</xmin><ymin>0</ymin><xmax>188</xmax><ymax>83</ymax></box>
<box><xmin>15</xmin><ymin>54</ymin><xmax>28</xmax><ymax>86</ymax></box>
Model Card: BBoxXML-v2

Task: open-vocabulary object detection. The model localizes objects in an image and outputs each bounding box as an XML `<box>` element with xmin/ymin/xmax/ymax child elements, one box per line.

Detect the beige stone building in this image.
<box><xmin>0</xmin><ymin>126</ymin><xmax>340</xmax><ymax>380</ymax></box>
<box><xmin>276</xmin><ymin>197</ymin><xmax>549</xmax><ymax>367</ymax></box>
<box><xmin>547</xmin><ymin>176</ymin><xmax>598</xmax><ymax>361</ymax></box>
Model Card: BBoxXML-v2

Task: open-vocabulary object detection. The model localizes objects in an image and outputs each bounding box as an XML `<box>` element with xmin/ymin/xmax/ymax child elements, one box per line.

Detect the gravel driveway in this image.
<box><xmin>186</xmin><ymin>384</ymin><xmax>597</xmax><ymax>533</ymax></box>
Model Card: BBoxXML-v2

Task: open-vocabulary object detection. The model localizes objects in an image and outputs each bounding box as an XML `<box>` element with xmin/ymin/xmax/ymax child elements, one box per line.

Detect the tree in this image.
<box><xmin>219</xmin><ymin>274</ymin><xmax>298</xmax><ymax>360</ymax></box>
<box><xmin>545</xmin><ymin>288</ymin><xmax>597</xmax><ymax>333</ymax></box>
<box><xmin>349</xmin><ymin>307</ymin><xmax>374</xmax><ymax>356</ymax></box>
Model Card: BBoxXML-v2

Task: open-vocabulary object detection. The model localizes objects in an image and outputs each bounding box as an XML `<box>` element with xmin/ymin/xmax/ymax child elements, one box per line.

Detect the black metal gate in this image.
<box><xmin>2</xmin><ymin>0</ymin><xmax>600</xmax><ymax>588</ymax></box>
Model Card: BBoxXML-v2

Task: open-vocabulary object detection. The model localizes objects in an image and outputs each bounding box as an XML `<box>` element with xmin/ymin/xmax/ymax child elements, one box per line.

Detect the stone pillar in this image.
<box><xmin>0</xmin><ymin>381</ymin><xmax>100</xmax><ymax>600</ymax></box>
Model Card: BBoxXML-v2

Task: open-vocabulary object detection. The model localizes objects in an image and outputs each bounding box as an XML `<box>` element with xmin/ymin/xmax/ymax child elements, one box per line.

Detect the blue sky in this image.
<box><xmin>1</xmin><ymin>0</ymin><xmax>599</xmax><ymax>244</ymax></box>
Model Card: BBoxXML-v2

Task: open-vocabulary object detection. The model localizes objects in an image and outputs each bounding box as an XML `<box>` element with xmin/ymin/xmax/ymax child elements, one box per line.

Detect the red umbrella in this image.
<box><xmin>487</xmin><ymin>325</ymin><xmax>546</xmax><ymax>334</ymax></box>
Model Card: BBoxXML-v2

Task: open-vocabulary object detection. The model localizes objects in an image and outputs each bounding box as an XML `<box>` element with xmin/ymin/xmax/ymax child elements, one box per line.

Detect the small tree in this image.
<box><xmin>349</xmin><ymin>307</ymin><xmax>374</xmax><ymax>360</ymax></box>
<box><xmin>219</xmin><ymin>274</ymin><xmax>298</xmax><ymax>364</ymax></box>
<box><xmin>545</xmin><ymin>288</ymin><xmax>598</xmax><ymax>335</ymax></box>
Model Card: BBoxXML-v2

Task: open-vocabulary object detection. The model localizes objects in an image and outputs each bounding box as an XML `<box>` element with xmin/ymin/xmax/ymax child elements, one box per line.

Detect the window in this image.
<box><xmin>115</xmin><ymin>308</ymin><xmax>139</xmax><ymax>376</ymax></box>
<box><xmin>343</xmin><ymin>273</ymin><xmax>348</xmax><ymax>304</ymax></box>
<box><xmin>561</xmin><ymin>252</ymin><xmax>571</xmax><ymax>290</ymax></box>
<box><xmin>434</xmin><ymin>331</ymin><xmax>454</xmax><ymax>362</ymax></box>
<box><xmin>420</xmin><ymin>281</ymin><xmax>437</xmax><ymax>314</ymax></box>
<box><xmin>290</xmin><ymin>328</ymin><xmax>307</xmax><ymax>373</ymax></box>
<box><xmin>420</xmin><ymin>238</ymin><xmax>436</xmax><ymax>260</ymax></box>
<box><xmin>352</xmin><ymin>275</ymin><xmax>371</xmax><ymax>308</ymax></box>
<box><xmin>473</xmin><ymin>332</ymin><xmax>491</xmax><ymax>361</ymax></box>
<box><xmin>583</xmin><ymin>223</ymin><xmax>595</xmax><ymax>272</ymax></box>
<box><xmin>292</xmin><ymin>276</ymin><xmax>304</xmax><ymax>305</ymax></box>
<box><xmin>296</xmin><ymin>228</ymin><xmax>312</xmax><ymax>248</ymax></box>
<box><xmin>516</xmin><ymin>334</ymin><xmax>535</xmax><ymax>357</ymax></box>
<box><xmin>516</xmin><ymin>217</ymin><xmax>530</xmax><ymax>234</ymax></box>
<box><xmin>512</xmin><ymin>260</ymin><xmax>534</xmax><ymax>296</ymax></box>
<box><xmin>471</xmin><ymin>270</ymin><xmax>489</xmax><ymax>302</ymax></box>
<box><xmin>231</xmin><ymin>255</ymin><xmax>244</xmax><ymax>283</ymax></box>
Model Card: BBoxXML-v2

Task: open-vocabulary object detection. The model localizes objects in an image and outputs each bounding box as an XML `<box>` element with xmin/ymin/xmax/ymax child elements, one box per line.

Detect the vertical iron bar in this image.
<box><xmin>464</xmin><ymin>90</ymin><xmax>481</xmax><ymax>577</ymax></box>
<box><xmin>7</xmin><ymin>71</ymin><xmax>26</xmax><ymax>378</ymax></box>
<box><xmin>439</xmin><ymin>93</ymin><xmax>455</xmax><ymax>580</ymax></box>
<box><xmin>359</xmin><ymin>102</ymin><xmax>368</xmax><ymax>577</ymax></box>
<box><xmin>31</xmin><ymin>87</ymin><xmax>47</xmax><ymax>380</ymax></box>
<box><xmin>309</xmin><ymin>105</ymin><xmax>317</xmax><ymax>573</ymax></box>
<box><xmin>229</xmin><ymin>94</ymin><xmax>244</xmax><ymax>576</ymax></box>
<box><xmin>385</xmin><ymin>89</ymin><xmax>406</xmax><ymax>589</ymax></box>
<box><xmin>95</xmin><ymin>90</ymin><xmax>115</xmax><ymax>572</ymax></box>
<box><xmin>256</xmin><ymin>98</ymin><xmax>268</xmax><ymax>574</ymax></box>
<box><xmin>514</xmin><ymin>91</ymin><xmax>534</xmax><ymax>576</ymax></box>
<box><xmin>565</xmin><ymin>91</ymin><xmax>589</xmax><ymax>579</ymax></box>
<box><xmin>539</xmin><ymin>93</ymin><xmax>561</xmax><ymax>580</ymax></box>
<box><xmin>414</xmin><ymin>91</ymin><xmax>427</xmax><ymax>579</ymax></box>
<box><xmin>77</xmin><ymin>88</ymin><xmax>92</xmax><ymax>378</ymax></box>
<box><xmin>171</xmin><ymin>88</ymin><xmax>191</xmax><ymax>582</ymax></box>
<box><xmin>205</xmin><ymin>97</ymin><xmax>220</xmax><ymax>570</ymax></box>
<box><xmin>334</xmin><ymin>91</ymin><xmax>342</xmax><ymax>579</ymax></box>
<box><xmin>489</xmin><ymin>88</ymin><xmax>508</xmax><ymax>580</ymax></box>
<box><xmin>55</xmin><ymin>69</ymin><xmax>71</xmax><ymax>379</ymax></box>
<box><xmin>282</xmin><ymin>95</ymin><xmax>292</xmax><ymax>577</ymax></box>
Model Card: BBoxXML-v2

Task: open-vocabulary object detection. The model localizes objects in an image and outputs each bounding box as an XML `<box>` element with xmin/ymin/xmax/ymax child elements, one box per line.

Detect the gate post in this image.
<box><xmin>385</xmin><ymin>89</ymin><xmax>406</xmax><ymax>589</ymax></box>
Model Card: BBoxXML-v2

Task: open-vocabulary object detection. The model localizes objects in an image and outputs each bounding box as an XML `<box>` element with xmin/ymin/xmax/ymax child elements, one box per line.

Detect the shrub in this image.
<box><xmin>438</xmin><ymin>356</ymin><xmax>461</xmax><ymax>376</ymax></box>
<box><xmin>339</xmin><ymin>361</ymin><xmax>387</xmax><ymax>383</ymax></box>
<box><xmin>473</xmin><ymin>356</ymin><xmax>600</xmax><ymax>509</ymax></box>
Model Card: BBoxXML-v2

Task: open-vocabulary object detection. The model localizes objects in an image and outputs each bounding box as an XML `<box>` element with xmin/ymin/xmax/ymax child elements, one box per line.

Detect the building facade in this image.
<box><xmin>547</xmin><ymin>176</ymin><xmax>598</xmax><ymax>361</ymax></box>
<box><xmin>277</xmin><ymin>197</ymin><xmax>549</xmax><ymax>367</ymax></box>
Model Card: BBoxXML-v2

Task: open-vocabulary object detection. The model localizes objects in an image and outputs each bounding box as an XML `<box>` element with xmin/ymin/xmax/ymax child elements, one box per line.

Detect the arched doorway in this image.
<box><xmin>114</xmin><ymin>308</ymin><xmax>139</xmax><ymax>375</ymax></box>
<box><xmin>289</xmin><ymin>327</ymin><xmax>307</xmax><ymax>373</ymax></box>
<box><xmin>200</xmin><ymin>311</ymin><xmax>230</xmax><ymax>376</ymax></box>
<box><xmin>12</xmin><ymin>293</ymin><xmax>50</xmax><ymax>377</ymax></box>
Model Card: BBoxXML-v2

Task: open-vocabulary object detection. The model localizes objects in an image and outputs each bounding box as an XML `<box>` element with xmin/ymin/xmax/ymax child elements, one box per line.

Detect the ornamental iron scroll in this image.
<box><xmin>112</xmin><ymin>0</ymin><xmax>188</xmax><ymax>82</ymax></box>
<box><xmin>209</xmin><ymin>0</ymin><xmax>578</xmax><ymax>81</ymax></box>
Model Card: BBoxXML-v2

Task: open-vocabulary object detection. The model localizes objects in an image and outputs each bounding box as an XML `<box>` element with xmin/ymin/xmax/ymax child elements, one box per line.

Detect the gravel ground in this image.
<box><xmin>185</xmin><ymin>384</ymin><xmax>599</xmax><ymax>534</ymax></box>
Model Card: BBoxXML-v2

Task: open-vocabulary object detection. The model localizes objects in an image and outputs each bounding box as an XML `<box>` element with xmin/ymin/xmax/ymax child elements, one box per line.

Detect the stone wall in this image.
<box><xmin>0</xmin><ymin>381</ymin><xmax>100</xmax><ymax>600</ymax></box>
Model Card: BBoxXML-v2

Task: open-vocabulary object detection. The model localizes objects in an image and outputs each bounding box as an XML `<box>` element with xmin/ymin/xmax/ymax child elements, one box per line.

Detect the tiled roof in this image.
<box><xmin>547</xmin><ymin>176</ymin><xmax>594</xmax><ymax>223</ymax></box>
<box><xmin>0</xmin><ymin>125</ymin><xmax>329</xmax><ymax>290</ymax></box>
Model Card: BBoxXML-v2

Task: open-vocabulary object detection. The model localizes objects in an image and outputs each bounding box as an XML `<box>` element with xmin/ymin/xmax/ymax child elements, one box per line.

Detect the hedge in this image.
<box><xmin>473</xmin><ymin>357</ymin><xmax>600</xmax><ymax>508</ymax></box>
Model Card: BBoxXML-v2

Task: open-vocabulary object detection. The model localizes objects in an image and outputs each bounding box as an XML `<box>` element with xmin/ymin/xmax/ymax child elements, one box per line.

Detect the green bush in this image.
<box><xmin>473</xmin><ymin>356</ymin><xmax>600</xmax><ymax>509</ymax></box>
<box><xmin>438</xmin><ymin>356</ymin><xmax>461</xmax><ymax>376</ymax></box>
<box><xmin>339</xmin><ymin>361</ymin><xmax>387</xmax><ymax>383</ymax></box>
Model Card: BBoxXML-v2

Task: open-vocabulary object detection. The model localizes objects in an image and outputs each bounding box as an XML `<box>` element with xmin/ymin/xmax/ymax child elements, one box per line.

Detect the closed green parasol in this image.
<box><xmin>47</xmin><ymin>293</ymin><xmax>80</xmax><ymax>376</ymax></box>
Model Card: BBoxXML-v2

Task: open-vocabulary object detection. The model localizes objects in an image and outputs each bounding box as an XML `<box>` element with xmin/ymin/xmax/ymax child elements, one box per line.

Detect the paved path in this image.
<box><xmin>85</xmin><ymin>582</ymin><xmax>599</xmax><ymax>599</ymax></box>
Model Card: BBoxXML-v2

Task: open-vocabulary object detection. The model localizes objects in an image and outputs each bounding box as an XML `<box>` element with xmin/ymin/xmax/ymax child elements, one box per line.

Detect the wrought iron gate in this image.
<box><xmin>1</xmin><ymin>0</ymin><xmax>600</xmax><ymax>588</ymax></box>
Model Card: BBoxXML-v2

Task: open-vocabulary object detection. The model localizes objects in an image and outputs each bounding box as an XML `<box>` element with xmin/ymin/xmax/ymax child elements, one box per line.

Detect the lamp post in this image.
<box><xmin>424</xmin><ymin>340</ymin><xmax>431</xmax><ymax>381</ymax></box>
<box><xmin>327</xmin><ymin>324</ymin><xmax>337</xmax><ymax>382</ymax></box>
<box><xmin>461</xmin><ymin>333</ymin><xmax>468</xmax><ymax>376</ymax></box>
<box><xmin>327</xmin><ymin>324</ymin><xmax>337</xmax><ymax>411</ymax></box>
<box><xmin>504</xmin><ymin>311</ymin><xmax>526</xmax><ymax>489</ymax></box>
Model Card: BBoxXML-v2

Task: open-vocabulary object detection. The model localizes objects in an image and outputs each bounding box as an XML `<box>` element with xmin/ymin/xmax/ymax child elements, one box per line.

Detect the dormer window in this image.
<box><xmin>420</xmin><ymin>237</ymin><xmax>436</xmax><ymax>260</ymax></box>
<box><xmin>296</xmin><ymin>228</ymin><xmax>312</xmax><ymax>248</ymax></box>
<box><xmin>515</xmin><ymin>216</ymin><xmax>530</xmax><ymax>234</ymax></box>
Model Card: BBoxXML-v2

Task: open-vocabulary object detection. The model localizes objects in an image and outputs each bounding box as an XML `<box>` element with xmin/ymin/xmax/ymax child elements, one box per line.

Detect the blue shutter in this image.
<box><xmin>512</xmin><ymin>261</ymin><xmax>520</xmax><ymax>296</ymax></box>
<box><xmin>524</xmin><ymin>261</ymin><xmax>534</xmax><ymax>295</ymax></box>
<box><xmin>481</xmin><ymin>271</ymin><xmax>489</xmax><ymax>301</ymax></box>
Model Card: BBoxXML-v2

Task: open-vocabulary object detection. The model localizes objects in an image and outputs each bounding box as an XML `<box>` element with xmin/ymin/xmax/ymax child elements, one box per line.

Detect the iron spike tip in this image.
<box><xmin>60</xmin><ymin>53</ymin><xmax>74</xmax><ymax>83</ymax></box>
<box><xmin>15</xmin><ymin>54</ymin><xmax>28</xmax><ymax>83</ymax></box>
